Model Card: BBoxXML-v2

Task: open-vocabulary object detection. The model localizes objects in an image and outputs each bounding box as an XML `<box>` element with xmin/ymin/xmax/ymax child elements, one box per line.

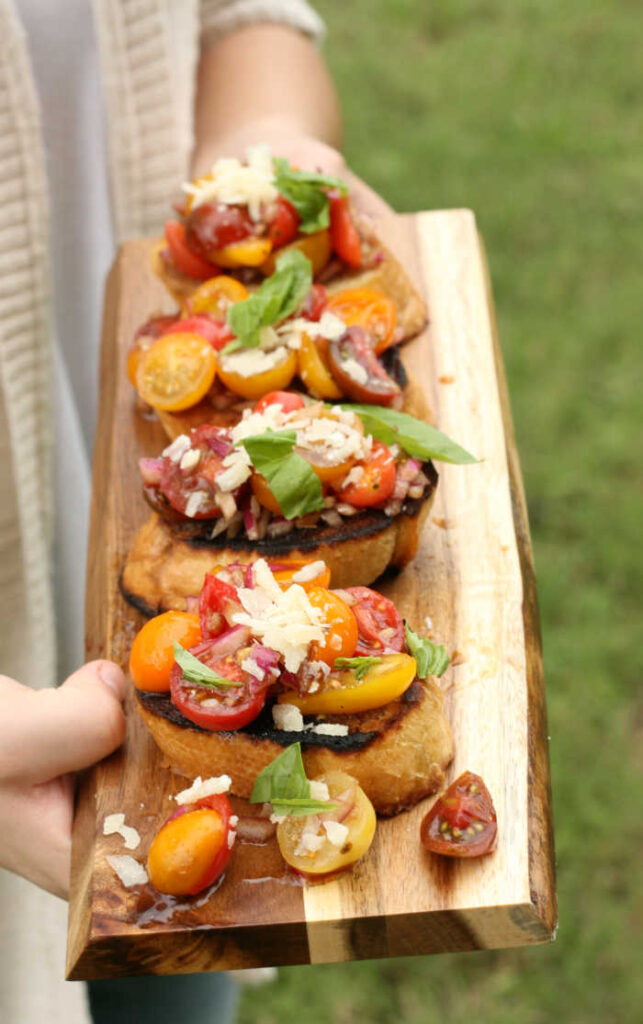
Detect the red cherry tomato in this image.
<box><xmin>300</xmin><ymin>283</ymin><xmax>328</xmax><ymax>322</ymax></box>
<box><xmin>170</xmin><ymin>639</ymin><xmax>267</xmax><ymax>731</ymax></box>
<box><xmin>158</xmin><ymin>425</ymin><xmax>230</xmax><ymax>519</ymax></box>
<box><xmin>329</xmin><ymin>192</ymin><xmax>362</xmax><ymax>268</ymax></box>
<box><xmin>161</xmin><ymin>314</ymin><xmax>233</xmax><ymax>351</ymax></box>
<box><xmin>253</xmin><ymin>391</ymin><xmax>306</xmax><ymax>415</ymax></box>
<box><xmin>164</xmin><ymin>220</ymin><xmax>216</xmax><ymax>280</ymax></box>
<box><xmin>344</xmin><ymin>586</ymin><xmax>405</xmax><ymax>655</ymax></box>
<box><xmin>267</xmin><ymin>196</ymin><xmax>300</xmax><ymax>249</ymax></box>
<box><xmin>199</xmin><ymin>573</ymin><xmax>241</xmax><ymax>638</ymax></box>
<box><xmin>186</xmin><ymin>202</ymin><xmax>254</xmax><ymax>260</ymax></box>
<box><xmin>335</xmin><ymin>441</ymin><xmax>396</xmax><ymax>507</ymax></box>
<box><xmin>420</xmin><ymin>772</ymin><xmax>498</xmax><ymax>858</ymax></box>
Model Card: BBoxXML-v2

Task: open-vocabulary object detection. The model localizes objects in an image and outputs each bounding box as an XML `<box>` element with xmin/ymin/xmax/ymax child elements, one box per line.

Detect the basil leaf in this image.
<box><xmin>225</xmin><ymin>249</ymin><xmax>313</xmax><ymax>351</ymax></box>
<box><xmin>343</xmin><ymin>405</ymin><xmax>477</xmax><ymax>465</ymax></box>
<box><xmin>250</xmin><ymin>743</ymin><xmax>338</xmax><ymax>816</ymax></box>
<box><xmin>273</xmin><ymin>158</ymin><xmax>348</xmax><ymax>234</ymax></box>
<box><xmin>334</xmin><ymin>656</ymin><xmax>382</xmax><ymax>680</ymax></box>
<box><xmin>404</xmin><ymin>624</ymin><xmax>450</xmax><ymax>678</ymax></box>
<box><xmin>236</xmin><ymin>429</ymin><xmax>324</xmax><ymax>520</ymax></box>
<box><xmin>173</xmin><ymin>643</ymin><xmax>243</xmax><ymax>689</ymax></box>
<box><xmin>271</xmin><ymin>798</ymin><xmax>339</xmax><ymax>818</ymax></box>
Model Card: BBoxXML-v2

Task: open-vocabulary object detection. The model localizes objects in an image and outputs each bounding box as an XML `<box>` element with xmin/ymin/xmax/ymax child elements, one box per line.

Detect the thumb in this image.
<box><xmin>0</xmin><ymin>661</ymin><xmax>127</xmax><ymax>785</ymax></box>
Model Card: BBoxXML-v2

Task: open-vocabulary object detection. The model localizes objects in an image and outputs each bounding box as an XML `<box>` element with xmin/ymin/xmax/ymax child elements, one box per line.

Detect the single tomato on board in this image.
<box><xmin>420</xmin><ymin>771</ymin><xmax>498</xmax><ymax>858</ymax></box>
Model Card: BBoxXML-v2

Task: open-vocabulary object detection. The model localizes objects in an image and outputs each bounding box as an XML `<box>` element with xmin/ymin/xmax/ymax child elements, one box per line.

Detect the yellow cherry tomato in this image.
<box><xmin>277</xmin><ymin>771</ymin><xmax>376</xmax><ymax>875</ymax></box>
<box><xmin>307</xmin><ymin>587</ymin><xmax>358</xmax><ymax>667</ymax></box>
<box><xmin>260</xmin><ymin>230</ymin><xmax>332</xmax><ymax>278</ymax></box>
<box><xmin>279</xmin><ymin>652</ymin><xmax>417</xmax><ymax>714</ymax></box>
<box><xmin>185</xmin><ymin>276</ymin><xmax>248</xmax><ymax>317</ymax></box>
<box><xmin>271</xmin><ymin>559</ymin><xmax>332</xmax><ymax>592</ymax></box>
<box><xmin>129</xmin><ymin>611</ymin><xmax>202</xmax><ymax>692</ymax></box>
<box><xmin>214</xmin><ymin>238</ymin><xmax>273</xmax><ymax>268</ymax></box>
<box><xmin>147</xmin><ymin>808</ymin><xmax>227</xmax><ymax>895</ymax></box>
<box><xmin>135</xmin><ymin>333</ymin><xmax>217</xmax><ymax>411</ymax></box>
<box><xmin>297</xmin><ymin>332</ymin><xmax>344</xmax><ymax>400</ymax></box>
<box><xmin>217</xmin><ymin>347</ymin><xmax>297</xmax><ymax>400</ymax></box>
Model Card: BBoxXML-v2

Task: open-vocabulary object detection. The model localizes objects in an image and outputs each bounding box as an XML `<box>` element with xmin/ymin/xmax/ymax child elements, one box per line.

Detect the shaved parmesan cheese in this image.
<box><xmin>241</xmin><ymin>656</ymin><xmax>266</xmax><ymax>680</ymax></box>
<box><xmin>309</xmin><ymin>780</ymin><xmax>330</xmax><ymax>802</ymax></box>
<box><xmin>185</xmin><ymin>490</ymin><xmax>208</xmax><ymax>518</ymax></box>
<box><xmin>182</xmin><ymin>144</ymin><xmax>277</xmax><ymax>222</ymax></box>
<box><xmin>107</xmin><ymin>855</ymin><xmax>148</xmax><ymax>887</ymax></box>
<box><xmin>276</xmin><ymin>311</ymin><xmax>346</xmax><ymax>350</ymax></box>
<box><xmin>294</xmin><ymin>816</ymin><xmax>325</xmax><ymax>857</ymax></box>
<box><xmin>103</xmin><ymin>813</ymin><xmax>141</xmax><ymax>851</ymax></box>
<box><xmin>215</xmin><ymin>491</ymin><xmax>237</xmax><ymax>520</ymax></box>
<box><xmin>219</xmin><ymin>346</ymin><xmax>290</xmax><ymax>379</ymax></box>
<box><xmin>341</xmin><ymin>464</ymin><xmax>365</xmax><ymax>489</ymax></box>
<box><xmin>323</xmin><ymin>820</ymin><xmax>349</xmax><ymax>847</ymax></box>
<box><xmin>216</xmin><ymin>446</ymin><xmax>252</xmax><ymax>493</ymax></box>
<box><xmin>179</xmin><ymin>448</ymin><xmax>201</xmax><ymax>471</ymax></box>
<box><xmin>272</xmin><ymin>703</ymin><xmax>305</xmax><ymax>732</ymax></box>
<box><xmin>291</xmin><ymin>560</ymin><xmax>326</xmax><ymax>583</ymax></box>
<box><xmin>310</xmin><ymin>723</ymin><xmax>349</xmax><ymax>737</ymax></box>
<box><xmin>341</xmin><ymin>357</ymin><xmax>369</xmax><ymax>385</ymax></box>
<box><xmin>227</xmin><ymin>830</ymin><xmax>237</xmax><ymax>849</ymax></box>
<box><xmin>163</xmin><ymin>434</ymin><xmax>191</xmax><ymax>463</ymax></box>
<box><xmin>174</xmin><ymin>775</ymin><xmax>232</xmax><ymax>805</ymax></box>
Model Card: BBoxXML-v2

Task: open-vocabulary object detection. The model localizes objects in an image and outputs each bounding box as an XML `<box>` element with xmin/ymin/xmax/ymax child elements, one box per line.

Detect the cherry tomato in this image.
<box><xmin>164</xmin><ymin>220</ymin><xmax>216</xmax><ymax>279</ymax></box>
<box><xmin>170</xmin><ymin>639</ymin><xmax>267</xmax><ymax>730</ymax></box>
<box><xmin>250</xmin><ymin>472</ymin><xmax>283</xmax><ymax>515</ymax></box>
<box><xmin>282</xmin><ymin>652</ymin><xmax>416</xmax><ymax>715</ymax></box>
<box><xmin>420</xmin><ymin>772</ymin><xmax>498</xmax><ymax>858</ymax></box>
<box><xmin>344</xmin><ymin>586</ymin><xmax>405</xmax><ymax>655</ymax></box>
<box><xmin>217</xmin><ymin>347</ymin><xmax>297</xmax><ymax>400</ymax></box>
<box><xmin>329</xmin><ymin>193</ymin><xmax>362</xmax><ymax>268</ymax></box>
<box><xmin>300</xmin><ymin>284</ymin><xmax>328</xmax><ymax>322</ymax></box>
<box><xmin>214</xmin><ymin>237</ymin><xmax>273</xmax><ymax>268</ymax></box>
<box><xmin>199</xmin><ymin>573</ymin><xmax>240</xmax><ymax>637</ymax></box>
<box><xmin>260</xmin><ymin>230</ymin><xmax>331</xmax><ymax>278</ymax></box>
<box><xmin>161</xmin><ymin>314</ymin><xmax>233</xmax><ymax>352</ymax></box>
<box><xmin>253</xmin><ymin>391</ymin><xmax>306</xmax><ymax>415</ymax></box>
<box><xmin>158</xmin><ymin>425</ymin><xmax>229</xmax><ymax>518</ymax></box>
<box><xmin>129</xmin><ymin>611</ymin><xmax>202</xmax><ymax>692</ymax></box>
<box><xmin>147</xmin><ymin>793</ymin><xmax>233</xmax><ymax>895</ymax></box>
<box><xmin>135</xmin><ymin>333</ymin><xmax>217</xmax><ymax>412</ymax></box>
<box><xmin>128</xmin><ymin>315</ymin><xmax>183</xmax><ymax>387</ymax></box>
<box><xmin>326</xmin><ymin>288</ymin><xmax>396</xmax><ymax>353</ymax></box>
<box><xmin>335</xmin><ymin>441</ymin><xmax>396</xmax><ymax>507</ymax></box>
<box><xmin>135</xmin><ymin>314</ymin><xmax>180</xmax><ymax>341</ymax></box>
<box><xmin>184</xmin><ymin>276</ymin><xmax>249</xmax><ymax>318</ymax></box>
<box><xmin>185</xmin><ymin>202</ymin><xmax>254</xmax><ymax>260</ymax></box>
<box><xmin>297</xmin><ymin>333</ymin><xmax>344</xmax><ymax>400</ymax></box>
<box><xmin>327</xmin><ymin>326</ymin><xmax>400</xmax><ymax>406</ymax></box>
<box><xmin>307</xmin><ymin>587</ymin><xmax>358</xmax><ymax>667</ymax></box>
<box><xmin>267</xmin><ymin>196</ymin><xmax>300</xmax><ymax>249</ymax></box>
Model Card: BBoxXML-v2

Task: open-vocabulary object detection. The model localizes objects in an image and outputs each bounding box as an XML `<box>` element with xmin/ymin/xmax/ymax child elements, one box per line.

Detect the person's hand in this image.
<box><xmin>0</xmin><ymin>661</ymin><xmax>126</xmax><ymax>900</ymax></box>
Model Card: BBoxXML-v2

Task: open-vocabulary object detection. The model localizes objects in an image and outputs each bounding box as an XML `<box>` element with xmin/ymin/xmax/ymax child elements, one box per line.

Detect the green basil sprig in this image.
<box><xmin>250</xmin><ymin>743</ymin><xmax>338</xmax><ymax>817</ymax></box>
<box><xmin>173</xmin><ymin>643</ymin><xmax>243</xmax><ymax>689</ymax></box>
<box><xmin>225</xmin><ymin>249</ymin><xmax>312</xmax><ymax>352</ymax></box>
<box><xmin>273</xmin><ymin>158</ymin><xmax>348</xmax><ymax>234</ymax></box>
<box><xmin>343</xmin><ymin>405</ymin><xmax>477</xmax><ymax>465</ymax></box>
<box><xmin>404</xmin><ymin>625</ymin><xmax>450</xmax><ymax>678</ymax></box>
<box><xmin>235</xmin><ymin>429</ymin><xmax>324</xmax><ymax>520</ymax></box>
<box><xmin>333</xmin><ymin>656</ymin><xmax>382</xmax><ymax>680</ymax></box>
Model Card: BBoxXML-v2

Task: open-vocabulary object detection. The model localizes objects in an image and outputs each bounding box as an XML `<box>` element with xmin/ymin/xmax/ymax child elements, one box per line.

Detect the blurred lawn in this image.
<box><xmin>240</xmin><ymin>1</ymin><xmax>642</xmax><ymax>1021</ymax></box>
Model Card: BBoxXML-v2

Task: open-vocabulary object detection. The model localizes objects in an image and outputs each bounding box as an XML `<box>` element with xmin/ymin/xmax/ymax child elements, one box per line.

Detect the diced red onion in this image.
<box><xmin>205</xmin><ymin>435</ymin><xmax>233</xmax><ymax>457</ymax></box>
<box><xmin>206</xmin><ymin>624</ymin><xmax>250</xmax><ymax>657</ymax></box>
<box><xmin>252</xmin><ymin>646</ymin><xmax>280</xmax><ymax>671</ymax></box>
<box><xmin>244</xmin><ymin>563</ymin><xmax>255</xmax><ymax>588</ymax></box>
<box><xmin>139</xmin><ymin>457</ymin><xmax>164</xmax><ymax>486</ymax></box>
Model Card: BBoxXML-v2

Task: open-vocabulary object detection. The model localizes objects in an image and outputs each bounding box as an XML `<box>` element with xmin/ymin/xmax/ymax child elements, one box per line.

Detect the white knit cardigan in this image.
<box><xmin>0</xmin><ymin>1</ymin><xmax>323</xmax><ymax>1020</ymax></box>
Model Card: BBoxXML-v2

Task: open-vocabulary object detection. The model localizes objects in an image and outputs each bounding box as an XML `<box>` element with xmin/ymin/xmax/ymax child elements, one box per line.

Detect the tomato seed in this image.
<box><xmin>452</xmin><ymin>827</ymin><xmax>461</xmax><ymax>838</ymax></box>
<box><xmin>469</xmin><ymin>784</ymin><xmax>479</xmax><ymax>795</ymax></box>
<box><xmin>439</xmin><ymin>821</ymin><xmax>449</xmax><ymax>833</ymax></box>
<box><xmin>473</xmin><ymin>822</ymin><xmax>484</xmax><ymax>832</ymax></box>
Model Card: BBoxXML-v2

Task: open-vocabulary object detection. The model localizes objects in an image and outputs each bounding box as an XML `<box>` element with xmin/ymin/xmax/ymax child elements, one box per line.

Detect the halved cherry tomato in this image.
<box><xmin>329</xmin><ymin>193</ymin><xmax>362</xmax><ymax>268</ymax></box>
<box><xmin>297</xmin><ymin>332</ymin><xmax>344</xmax><ymax>400</ymax></box>
<box><xmin>129</xmin><ymin>611</ymin><xmax>202</xmax><ymax>692</ymax></box>
<box><xmin>199</xmin><ymin>573</ymin><xmax>240</xmax><ymax>638</ymax></box>
<box><xmin>335</xmin><ymin>441</ymin><xmax>396</xmax><ymax>507</ymax></box>
<box><xmin>127</xmin><ymin>315</ymin><xmax>183</xmax><ymax>386</ymax></box>
<box><xmin>420</xmin><ymin>771</ymin><xmax>498</xmax><ymax>858</ymax></box>
<box><xmin>300</xmin><ymin>283</ymin><xmax>328</xmax><ymax>321</ymax></box>
<box><xmin>260</xmin><ymin>230</ymin><xmax>331</xmax><ymax>278</ymax></box>
<box><xmin>326</xmin><ymin>288</ymin><xmax>396</xmax><ymax>353</ymax></box>
<box><xmin>250</xmin><ymin>472</ymin><xmax>283</xmax><ymax>515</ymax></box>
<box><xmin>217</xmin><ymin>347</ymin><xmax>297</xmax><ymax>400</ymax></box>
<box><xmin>269</xmin><ymin>559</ymin><xmax>332</xmax><ymax>592</ymax></box>
<box><xmin>147</xmin><ymin>793</ymin><xmax>233</xmax><ymax>895</ymax></box>
<box><xmin>135</xmin><ymin>333</ymin><xmax>217</xmax><ymax>412</ymax></box>
<box><xmin>344</xmin><ymin>586</ymin><xmax>405</xmax><ymax>655</ymax></box>
<box><xmin>164</xmin><ymin>220</ymin><xmax>216</xmax><ymax>280</ymax></box>
<box><xmin>186</xmin><ymin>202</ymin><xmax>254</xmax><ymax>260</ymax></box>
<box><xmin>214</xmin><ymin>237</ymin><xmax>273</xmax><ymax>268</ymax></box>
<box><xmin>158</xmin><ymin>425</ymin><xmax>229</xmax><ymax>518</ymax></box>
<box><xmin>281</xmin><ymin>652</ymin><xmax>416</xmax><ymax>714</ymax></box>
<box><xmin>253</xmin><ymin>391</ymin><xmax>306</xmax><ymax>415</ymax></box>
<box><xmin>327</xmin><ymin>326</ymin><xmax>400</xmax><ymax>406</ymax></box>
<box><xmin>170</xmin><ymin>639</ymin><xmax>267</xmax><ymax>730</ymax></box>
<box><xmin>161</xmin><ymin>314</ymin><xmax>233</xmax><ymax>351</ymax></box>
<box><xmin>307</xmin><ymin>587</ymin><xmax>358</xmax><ymax>667</ymax></box>
<box><xmin>267</xmin><ymin>196</ymin><xmax>300</xmax><ymax>249</ymax></box>
<box><xmin>184</xmin><ymin>276</ymin><xmax>248</xmax><ymax>318</ymax></box>
<box><xmin>277</xmin><ymin>771</ymin><xmax>375</xmax><ymax>876</ymax></box>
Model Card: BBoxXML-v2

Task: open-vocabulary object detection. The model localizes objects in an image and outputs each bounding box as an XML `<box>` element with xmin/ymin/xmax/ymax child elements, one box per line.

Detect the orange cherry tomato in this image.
<box><xmin>260</xmin><ymin>230</ymin><xmax>331</xmax><ymax>278</ymax></box>
<box><xmin>147</xmin><ymin>796</ymin><xmax>232</xmax><ymax>895</ymax></box>
<box><xmin>250</xmin><ymin>472</ymin><xmax>283</xmax><ymax>516</ymax></box>
<box><xmin>129</xmin><ymin>611</ymin><xmax>202</xmax><ymax>692</ymax></box>
<box><xmin>335</xmin><ymin>440</ymin><xmax>396</xmax><ymax>507</ymax></box>
<box><xmin>270</xmin><ymin>559</ymin><xmax>332</xmax><ymax>592</ymax></box>
<box><xmin>184</xmin><ymin>276</ymin><xmax>248</xmax><ymax>318</ymax></box>
<box><xmin>164</xmin><ymin>220</ymin><xmax>216</xmax><ymax>280</ymax></box>
<box><xmin>326</xmin><ymin>288</ymin><xmax>397</xmax><ymax>353</ymax></box>
<box><xmin>297</xmin><ymin>332</ymin><xmax>344</xmax><ymax>400</ymax></box>
<box><xmin>135</xmin><ymin>333</ymin><xmax>217</xmax><ymax>411</ymax></box>
<box><xmin>217</xmin><ymin>347</ymin><xmax>297</xmax><ymax>400</ymax></box>
<box><xmin>214</xmin><ymin>238</ymin><xmax>272</xmax><ymax>268</ymax></box>
<box><xmin>307</xmin><ymin>587</ymin><xmax>358</xmax><ymax>667</ymax></box>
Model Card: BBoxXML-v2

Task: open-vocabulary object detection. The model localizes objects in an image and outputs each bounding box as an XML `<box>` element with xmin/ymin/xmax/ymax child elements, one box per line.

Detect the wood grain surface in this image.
<box><xmin>66</xmin><ymin>210</ymin><xmax>556</xmax><ymax>980</ymax></box>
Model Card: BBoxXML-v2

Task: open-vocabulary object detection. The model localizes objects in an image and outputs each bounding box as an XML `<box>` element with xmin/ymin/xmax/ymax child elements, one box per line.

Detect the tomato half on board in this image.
<box><xmin>147</xmin><ymin>792</ymin><xmax>233</xmax><ymax>895</ymax></box>
<box><xmin>335</xmin><ymin>440</ymin><xmax>396</xmax><ymax>507</ymax></box>
<box><xmin>170</xmin><ymin>640</ymin><xmax>267</xmax><ymax>731</ymax></box>
<box><xmin>344</xmin><ymin>586</ymin><xmax>405</xmax><ymax>655</ymax></box>
<box><xmin>420</xmin><ymin>771</ymin><xmax>498</xmax><ymax>858</ymax></box>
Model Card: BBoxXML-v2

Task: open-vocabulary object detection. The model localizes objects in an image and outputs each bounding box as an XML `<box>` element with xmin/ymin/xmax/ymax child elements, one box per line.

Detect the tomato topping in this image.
<box><xmin>307</xmin><ymin>587</ymin><xmax>358</xmax><ymax>667</ymax></box>
<box><xmin>147</xmin><ymin>792</ymin><xmax>233</xmax><ymax>895</ymax></box>
<box><xmin>185</xmin><ymin>202</ymin><xmax>254</xmax><ymax>260</ymax></box>
<box><xmin>184</xmin><ymin>276</ymin><xmax>249</xmax><ymax>318</ymax></box>
<box><xmin>420</xmin><ymin>772</ymin><xmax>498</xmax><ymax>858</ymax></box>
<box><xmin>199</xmin><ymin>573</ymin><xmax>241</xmax><ymax>637</ymax></box>
<box><xmin>135</xmin><ymin>333</ymin><xmax>217</xmax><ymax>412</ymax></box>
<box><xmin>253</xmin><ymin>391</ymin><xmax>306</xmax><ymax>415</ymax></box>
<box><xmin>326</xmin><ymin>288</ymin><xmax>396</xmax><ymax>353</ymax></box>
<box><xmin>327</xmin><ymin>326</ymin><xmax>401</xmax><ymax>405</ymax></box>
<box><xmin>329</xmin><ymin>193</ymin><xmax>362</xmax><ymax>268</ymax></box>
<box><xmin>299</xmin><ymin>283</ymin><xmax>328</xmax><ymax>322</ymax></box>
<box><xmin>217</xmin><ymin>347</ymin><xmax>298</xmax><ymax>400</ymax></box>
<box><xmin>267</xmin><ymin>196</ymin><xmax>300</xmax><ymax>249</ymax></box>
<box><xmin>170</xmin><ymin>639</ymin><xmax>267</xmax><ymax>731</ymax></box>
<box><xmin>335</xmin><ymin>440</ymin><xmax>396</xmax><ymax>507</ymax></box>
<box><xmin>282</xmin><ymin>652</ymin><xmax>416</xmax><ymax>715</ymax></box>
<box><xmin>161</xmin><ymin>314</ymin><xmax>233</xmax><ymax>351</ymax></box>
<box><xmin>344</xmin><ymin>586</ymin><xmax>405</xmax><ymax>655</ymax></box>
<box><xmin>129</xmin><ymin>611</ymin><xmax>202</xmax><ymax>692</ymax></box>
<box><xmin>164</xmin><ymin>220</ymin><xmax>217</xmax><ymax>279</ymax></box>
<box><xmin>158</xmin><ymin>425</ymin><xmax>230</xmax><ymax>518</ymax></box>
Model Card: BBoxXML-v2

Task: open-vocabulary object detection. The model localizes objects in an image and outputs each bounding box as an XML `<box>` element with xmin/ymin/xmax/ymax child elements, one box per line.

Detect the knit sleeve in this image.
<box><xmin>200</xmin><ymin>0</ymin><xmax>326</xmax><ymax>47</ymax></box>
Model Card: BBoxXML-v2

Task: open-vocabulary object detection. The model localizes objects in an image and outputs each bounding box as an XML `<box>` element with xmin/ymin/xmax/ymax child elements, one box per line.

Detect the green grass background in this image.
<box><xmin>240</xmin><ymin>1</ymin><xmax>642</xmax><ymax>1020</ymax></box>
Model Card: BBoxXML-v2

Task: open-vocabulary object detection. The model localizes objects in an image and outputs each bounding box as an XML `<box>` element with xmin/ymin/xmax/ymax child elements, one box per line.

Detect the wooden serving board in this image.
<box><xmin>67</xmin><ymin>210</ymin><xmax>556</xmax><ymax>980</ymax></box>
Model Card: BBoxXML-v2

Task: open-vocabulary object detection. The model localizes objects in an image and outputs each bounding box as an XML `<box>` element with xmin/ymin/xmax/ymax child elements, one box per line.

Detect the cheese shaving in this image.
<box><xmin>163</xmin><ymin>434</ymin><xmax>191</xmax><ymax>463</ymax></box>
<box><xmin>107</xmin><ymin>855</ymin><xmax>148</xmax><ymax>888</ymax></box>
<box><xmin>291</xmin><ymin>560</ymin><xmax>326</xmax><ymax>583</ymax></box>
<box><xmin>323</xmin><ymin>820</ymin><xmax>349</xmax><ymax>847</ymax></box>
<box><xmin>103</xmin><ymin>813</ymin><xmax>141</xmax><ymax>851</ymax></box>
<box><xmin>174</xmin><ymin>775</ymin><xmax>232</xmax><ymax>805</ymax></box>
<box><xmin>182</xmin><ymin>144</ymin><xmax>277</xmax><ymax>222</ymax></box>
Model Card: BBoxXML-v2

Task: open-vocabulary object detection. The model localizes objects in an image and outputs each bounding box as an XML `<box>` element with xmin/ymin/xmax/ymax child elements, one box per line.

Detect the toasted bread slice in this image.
<box><xmin>120</xmin><ymin>465</ymin><xmax>437</xmax><ymax>617</ymax></box>
<box><xmin>136</xmin><ymin>677</ymin><xmax>454</xmax><ymax>816</ymax></box>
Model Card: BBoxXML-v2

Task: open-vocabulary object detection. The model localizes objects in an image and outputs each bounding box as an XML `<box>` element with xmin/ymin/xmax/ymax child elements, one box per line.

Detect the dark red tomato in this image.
<box><xmin>335</xmin><ymin>441</ymin><xmax>396</xmax><ymax>507</ymax></box>
<box><xmin>164</xmin><ymin>220</ymin><xmax>216</xmax><ymax>279</ymax></box>
<box><xmin>420</xmin><ymin>772</ymin><xmax>498</xmax><ymax>858</ymax></box>
<box><xmin>300</xmin><ymin>284</ymin><xmax>328</xmax><ymax>322</ymax></box>
<box><xmin>199</xmin><ymin>573</ymin><xmax>240</xmax><ymax>638</ymax></box>
<box><xmin>253</xmin><ymin>391</ymin><xmax>306</xmax><ymax>415</ymax></box>
<box><xmin>186</xmin><ymin>203</ymin><xmax>254</xmax><ymax>260</ymax></box>
<box><xmin>135</xmin><ymin>314</ymin><xmax>179</xmax><ymax>341</ymax></box>
<box><xmin>344</xmin><ymin>586</ymin><xmax>405</xmax><ymax>655</ymax></box>
<box><xmin>329</xmin><ymin>192</ymin><xmax>362</xmax><ymax>268</ymax></box>
<box><xmin>161</xmin><ymin>314</ymin><xmax>233</xmax><ymax>352</ymax></box>
<box><xmin>159</xmin><ymin>425</ymin><xmax>231</xmax><ymax>519</ymax></box>
<box><xmin>170</xmin><ymin>639</ymin><xmax>267</xmax><ymax>730</ymax></box>
<box><xmin>327</xmin><ymin>326</ymin><xmax>401</xmax><ymax>406</ymax></box>
<box><xmin>267</xmin><ymin>196</ymin><xmax>300</xmax><ymax>248</ymax></box>
<box><xmin>169</xmin><ymin>793</ymin><xmax>234</xmax><ymax>889</ymax></box>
